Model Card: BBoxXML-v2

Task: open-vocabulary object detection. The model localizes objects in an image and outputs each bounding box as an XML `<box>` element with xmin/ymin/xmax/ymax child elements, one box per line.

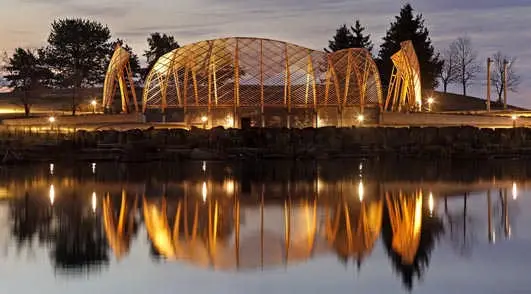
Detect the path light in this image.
<box><xmin>201</xmin><ymin>115</ymin><xmax>208</xmax><ymax>123</ymax></box>
<box><xmin>357</xmin><ymin>114</ymin><xmax>364</xmax><ymax>124</ymax></box>
<box><xmin>91</xmin><ymin>100</ymin><xmax>97</xmax><ymax>113</ymax></box>
<box><xmin>512</xmin><ymin>114</ymin><xmax>518</xmax><ymax>127</ymax></box>
<box><xmin>48</xmin><ymin>116</ymin><xmax>56</xmax><ymax>123</ymax></box>
<box><xmin>427</xmin><ymin>97</ymin><xmax>434</xmax><ymax>112</ymax></box>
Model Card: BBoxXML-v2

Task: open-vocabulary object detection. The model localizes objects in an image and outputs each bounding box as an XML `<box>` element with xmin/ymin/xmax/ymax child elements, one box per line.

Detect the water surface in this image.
<box><xmin>0</xmin><ymin>160</ymin><xmax>530</xmax><ymax>294</ymax></box>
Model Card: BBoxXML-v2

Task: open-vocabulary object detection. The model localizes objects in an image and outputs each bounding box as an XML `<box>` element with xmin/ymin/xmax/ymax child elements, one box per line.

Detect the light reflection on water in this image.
<box><xmin>0</xmin><ymin>160</ymin><xmax>531</xmax><ymax>294</ymax></box>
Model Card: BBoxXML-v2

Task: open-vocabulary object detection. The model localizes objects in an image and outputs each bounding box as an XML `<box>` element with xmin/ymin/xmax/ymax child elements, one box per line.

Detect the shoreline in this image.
<box><xmin>2</xmin><ymin>126</ymin><xmax>531</xmax><ymax>163</ymax></box>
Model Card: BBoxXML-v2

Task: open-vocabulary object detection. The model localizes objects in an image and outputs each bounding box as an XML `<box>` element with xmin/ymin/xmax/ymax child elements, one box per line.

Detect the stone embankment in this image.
<box><xmin>1</xmin><ymin>126</ymin><xmax>531</xmax><ymax>163</ymax></box>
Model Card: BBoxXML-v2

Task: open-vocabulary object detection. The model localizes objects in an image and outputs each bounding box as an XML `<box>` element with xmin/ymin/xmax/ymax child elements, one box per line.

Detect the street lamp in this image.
<box><xmin>48</xmin><ymin>116</ymin><xmax>55</xmax><ymax>123</ymax></box>
<box><xmin>511</xmin><ymin>114</ymin><xmax>517</xmax><ymax>127</ymax></box>
<box><xmin>91</xmin><ymin>99</ymin><xmax>97</xmax><ymax>114</ymax></box>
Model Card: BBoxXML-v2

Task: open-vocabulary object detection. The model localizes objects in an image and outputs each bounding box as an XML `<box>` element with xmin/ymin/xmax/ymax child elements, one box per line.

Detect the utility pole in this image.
<box><xmin>503</xmin><ymin>59</ymin><xmax>508</xmax><ymax>109</ymax></box>
<box><xmin>486</xmin><ymin>58</ymin><xmax>492</xmax><ymax>112</ymax></box>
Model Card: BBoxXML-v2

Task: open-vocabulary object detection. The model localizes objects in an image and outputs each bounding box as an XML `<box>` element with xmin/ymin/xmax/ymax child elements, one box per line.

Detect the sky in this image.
<box><xmin>0</xmin><ymin>0</ymin><xmax>530</xmax><ymax>106</ymax></box>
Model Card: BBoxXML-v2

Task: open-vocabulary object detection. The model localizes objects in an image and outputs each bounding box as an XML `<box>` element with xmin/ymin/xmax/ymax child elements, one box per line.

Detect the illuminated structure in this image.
<box><xmin>385</xmin><ymin>191</ymin><xmax>423</xmax><ymax>264</ymax></box>
<box><xmin>102</xmin><ymin>45</ymin><xmax>138</xmax><ymax>113</ymax></box>
<box><xmin>142</xmin><ymin>37</ymin><xmax>382</xmax><ymax>127</ymax></box>
<box><xmin>103</xmin><ymin>191</ymin><xmax>137</xmax><ymax>260</ymax></box>
<box><xmin>384</xmin><ymin>41</ymin><xmax>422</xmax><ymax>112</ymax></box>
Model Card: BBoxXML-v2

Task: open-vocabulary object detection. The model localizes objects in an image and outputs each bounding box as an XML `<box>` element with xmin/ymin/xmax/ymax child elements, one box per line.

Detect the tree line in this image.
<box><xmin>1</xmin><ymin>19</ymin><xmax>180</xmax><ymax>116</ymax></box>
<box><xmin>1</xmin><ymin>3</ymin><xmax>522</xmax><ymax>117</ymax></box>
<box><xmin>326</xmin><ymin>4</ymin><xmax>520</xmax><ymax>102</ymax></box>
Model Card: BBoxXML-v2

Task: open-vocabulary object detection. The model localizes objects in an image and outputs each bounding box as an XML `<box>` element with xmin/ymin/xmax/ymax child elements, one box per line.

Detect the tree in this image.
<box><xmin>453</xmin><ymin>36</ymin><xmax>481</xmax><ymax>96</ymax></box>
<box><xmin>351</xmin><ymin>20</ymin><xmax>373</xmax><ymax>53</ymax></box>
<box><xmin>439</xmin><ymin>45</ymin><xmax>459</xmax><ymax>93</ymax></box>
<box><xmin>491</xmin><ymin>51</ymin><xmax>521</xmax><ymax>103</ymax></box>
<box><xmin>44</xmin><ymin>18</ymin><xmax>112</xmax><ymax>115</ymax></box>
<box><xmin>378</xmin><ymin>4</ymin><xmax>443</xmax><ymax>90</ymax></box>
<box><xmin>325</xmin><ymin>24</ymin><xmax>354</xmax><ymax>52</ymax></box>
<box><xmin>143</xmin><ymin>33</ymin><xmax>180</xmax><ymax>77</ymax></box>
<box><xmin>3</xmin><ymin>48</ymin><xmax>52</xmax><ymax>116</ymax></box>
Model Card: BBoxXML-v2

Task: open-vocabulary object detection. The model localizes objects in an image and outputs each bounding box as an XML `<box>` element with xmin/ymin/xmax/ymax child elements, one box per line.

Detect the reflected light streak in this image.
<box><xmin>358</xmin><ymin>181</ymin><xmax>364</xmax><ymax>201</ymax></box>
<box><xmin>202</xmin><ymin>181</ymin><xmax>207</xmax><ymax>202</ymax></box>
<box><xmin>92</xmin><ymin>192</ymin><xmax>97</xmax><ymax>212</ymax></box>
<box><xmin>429</xmin><ymin>192</ymin><xmax>434</xmax><ymax>215</ymax></box>
<box><xmin>512</xmin><ymin>182</ymin><xmax>518</xmax><ymax>200</ymax></box>
<box><xmin>49</xmin><ymin>184</ymin><xmax>55</xmax><ymax>205</ymax></box>
<box><xmin>49</xmin><ymin>163</ymin><xmax>54</xmax><ymax>175</ymax></box>
<box><xmin>92</xmin><ymin>163</ymin><xmax>96</xmax><ymax>174</ymax></box>
<box><xmin>202</xmin><ymin>161</ymin><xmax>206</xmax><ymax>172</ymax></box>
<box><xmin>224</xmin><ymin>179</ymin><xmax>235</xmax><ymax>196</ymax></box>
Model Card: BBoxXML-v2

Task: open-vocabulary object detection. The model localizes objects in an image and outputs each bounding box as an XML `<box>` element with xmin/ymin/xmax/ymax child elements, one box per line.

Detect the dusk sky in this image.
<box><xmin>0</xmin><ymin>0</ymin><xmax>530</xmax><ymax>106</ymax></box>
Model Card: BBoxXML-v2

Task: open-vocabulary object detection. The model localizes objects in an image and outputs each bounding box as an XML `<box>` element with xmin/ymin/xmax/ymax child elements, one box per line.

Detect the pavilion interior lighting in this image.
<box><xmin>142</xmin><ymin>37</ymin><xmax>383</xmax><ymax>127</ymax></box>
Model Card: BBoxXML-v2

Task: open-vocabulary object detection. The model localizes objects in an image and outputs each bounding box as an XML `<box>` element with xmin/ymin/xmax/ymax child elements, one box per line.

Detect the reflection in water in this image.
<box><xmin>2</xmin><ymin>161</ymin><xmax>527</xmax><ymax>289</ymax></box>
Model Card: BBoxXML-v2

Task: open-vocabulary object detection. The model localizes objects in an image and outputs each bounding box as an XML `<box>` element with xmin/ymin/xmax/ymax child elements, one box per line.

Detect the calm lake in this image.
<box><xmin>1</xmin><ymin>160</ymin><xmax>530</xmax><ymax>294</ymax></box>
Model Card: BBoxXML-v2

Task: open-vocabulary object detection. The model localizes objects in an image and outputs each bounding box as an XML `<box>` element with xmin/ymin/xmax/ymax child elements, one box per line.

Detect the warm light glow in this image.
<box><xmin>91</xmin><ymin>163</ymin><xmax>96</xmax><ymax>174</ymax></box>
<box><xmin>202</xmin><ymin>181</ymin><xmax>207</xmax><ymax>202</ymax></box>
<box><xmin>49</xmin><ymin>184</ymin><xmax>55</xmax><ymax>205</ymax></box>
<box><xmin>48</xmin><ymin>116</ymin><xmax>56</xmax><ymax>123</ymax></box>
<box><xmin>427</xmin><ymin>97</ymin><xmax>434</xmax><ymax>104</ymax></box>
<box><xmin>225</xmin><ymin>115</ymin><xmax>234</xmax><ymax>128</ymax></box>
<box><xmin>91</xmin><ymin>100</ymin><xmax>97</xmax><ymax>106</ymax></box>
<box><xmin>512</xmin><ymin>182</ymin><xmax>518</xmax><ymax>200</ymax></box>
<box><xmin>429</xmin><ymin>192</ymin><xmax>434</xmax><ymax>215</ymax></box>
<box><xmin>512</xmin><ymin>114</ymin><xmax>518</xmax><ymax>121</ymax></box>
<box><xmin>317</xmin><ymin>178</ymin><xmax>324</xmax><ymax>193</ymax></box>
<box><xmin>357</xmin><ymin>114</ymin><xmax>364</xmax><ymax>123</ymax></box>
<box><xmin>224</xmin><ymin>179</ymin><xmax>235</xmax><ymax>196</ymax></box>
<box><xmin>201</xmin><ymin>115</ymin><xmax>208</xmax><ymax>123</ymax></box>
<box><xmin>202</xmin><ymin>161</ymin><xmax>206</xmax><ymax>172</ymax></box>
<box><xmin>49</xmin><ymin>163</ymin><xmax>54</xmax><ymax>175</ymax></box>
<box><xmin>358</xmin><ymin>181</ymin><xmax>364</xmax><ymax>201</ymax></box>
<box><xmin>92</xmin><ymin>192</ymin><xmax>97</xmax><ymax>212</ymax></box>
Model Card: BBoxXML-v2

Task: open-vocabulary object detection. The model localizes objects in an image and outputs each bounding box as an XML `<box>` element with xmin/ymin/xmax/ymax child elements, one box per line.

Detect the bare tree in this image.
<box><xmin>439</xmin><ymin>45</ymin><xmax>459</xmax><ymax>93</ymax></box>
<box><xmin>453</xmin><ymin>37</ymin><xmax>481</xmax><ymax>96</ymax></box>
<box><xmin>491</xmin><ymin>51</ymin><xmax>521</xmax><ymax>103</ymax></box>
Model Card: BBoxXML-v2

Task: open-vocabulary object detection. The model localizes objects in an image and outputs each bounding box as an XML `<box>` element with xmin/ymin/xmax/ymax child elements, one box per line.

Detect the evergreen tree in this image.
<box><xmin>351</xmin><ymin>20</ymin><xmax>373</xmax><ymax>53</ymax></box>
<box><xmin>325</xmin><ymin>24</ymin><xmax>354</xmax><ymax>52</ymax></box>
<box><xmin>143</xmin><ymin>33</ymin><xmax>180</xmax><ymax>77</ymax></box>
<box><xmin>378</xmin><ymin>4</ymin><xmax>443</xmax><ymax>90</ymax></box>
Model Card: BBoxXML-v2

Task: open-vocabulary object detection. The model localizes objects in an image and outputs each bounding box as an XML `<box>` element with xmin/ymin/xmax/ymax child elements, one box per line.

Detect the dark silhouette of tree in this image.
<box><xmin>143</xmin><ymin>33</ymin><xmax>180</xmax><ymax>78</ymax></box>
<box><xmin>453</xmin><ymin>36</ymin><xmax>481</xmax><ymax>96</ymax></box>
<box><xmin>326</xmin><ymin>24</ymin><xmax>354</xmax><ymax>52</ymax></box>
<box><xmin>43</xmin><ymin>18</ymin><xmax>112</xmax><ymax>115</ymax></box>
<box><xmin>50</xmin><ymin>193</ymin><xmax>109</xmax><ymax>274</ymax></box>
<box><xmin>381</xmin><ymin>204</ymin><xmax>444</xmax><ymax>290</ymax></box>
<box><xmin>378</xmin><ymin>4</ymin><xmax>443</xmax><ymax>90</ymax></box>
<box><xmin>3</xmin><ymin>48</ymin><xmax>52</xmax><ymax>116</ymax></box>
<box><xmin>439</xmin><ymin>45</ymin><xmax>458</xmax><ymax>93</ymax></box>
<box><xmin>9</xmin><ymin>192</ymin><xmax>53</xmax><ymax>249</ymax></box>
<box><xmin>351</xmin><ymin>20</ymin><xmax>373</xmax><ymax>53</ymax></box>
<box><xmin>491</xmin><ymin>51</ymin><xmax>521</xmax><ymax>103</ymax></box>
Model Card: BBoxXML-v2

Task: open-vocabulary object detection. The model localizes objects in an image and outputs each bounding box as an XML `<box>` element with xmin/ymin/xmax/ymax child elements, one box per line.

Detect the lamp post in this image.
<box><xmin>503</xmin><ymin>59</ymin><xmax>509</xmax><ymax>110</ymax></box>
<box><xmin>511</xmin><ymin>114</ymin><xmax>517</xmax><ymax>128</ymax></box>
<box><xmin>487</xmin><ymin>58</ymin><xmax>492</xmax><ymax>112</ymax></box>
<box><xmin>91</xmin><ymin>99</ymin><xmax>97</xmax><ymax>114</ymax></box>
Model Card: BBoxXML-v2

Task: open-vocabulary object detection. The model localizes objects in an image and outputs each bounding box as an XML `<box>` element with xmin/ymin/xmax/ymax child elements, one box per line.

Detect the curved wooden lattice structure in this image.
<box><xmin>385</xmin><ymin>41</ymin><xmax>422</xmax><ymax>112</ymax></box>
<box><xmin>102</xmin><ymin>45</ymin><xmax>138</xmax><ymax>113</ymax></box>
<box><xmin>385</xmin><ymin>190</ymin><xmax>423</xmax><ymax>264</ymax></box>
<box><xmin>143</xmin><ymin>37</ymin><xmax>382</xmax><ymax>127</ymax></box>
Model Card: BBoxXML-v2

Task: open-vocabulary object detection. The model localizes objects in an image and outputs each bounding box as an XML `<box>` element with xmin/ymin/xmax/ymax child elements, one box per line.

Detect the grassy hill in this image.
<box><xmin>430</xmin><ymin>91</ymin><xmax>526</xmax><ymax>112</ymax></box>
